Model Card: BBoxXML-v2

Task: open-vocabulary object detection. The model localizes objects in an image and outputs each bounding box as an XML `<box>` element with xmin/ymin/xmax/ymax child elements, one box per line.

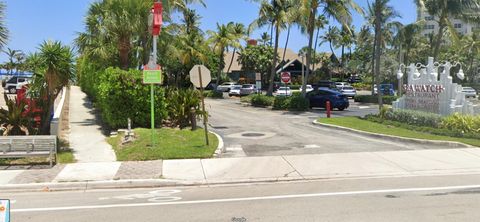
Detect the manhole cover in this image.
<box><xmin>212</xmin><ymin>126</ymin><xmax>228</xmax><ymax>129</ymax></box>
<box><xmin>241</xmin><ymin>133</ymin><xmax>265</xmax><ymax>137</ymax></box>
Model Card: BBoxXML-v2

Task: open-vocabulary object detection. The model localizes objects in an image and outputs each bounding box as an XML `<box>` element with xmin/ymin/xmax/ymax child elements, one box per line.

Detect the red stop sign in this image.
<box><xmin>281</xmin><ymin>72</ymin><xmax>291</xmax><ymax>83</ymax></box>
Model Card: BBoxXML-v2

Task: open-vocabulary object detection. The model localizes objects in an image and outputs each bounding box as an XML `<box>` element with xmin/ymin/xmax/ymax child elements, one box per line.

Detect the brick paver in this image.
<box><xmin>114</xmin><ymin>160</ymin><xmax>162</xmax><ymax>180</ymax></box>
<box><xmin>10</xmin><ymin>164</ymin><xmax>66</xmax><ymax>184</ymax></box>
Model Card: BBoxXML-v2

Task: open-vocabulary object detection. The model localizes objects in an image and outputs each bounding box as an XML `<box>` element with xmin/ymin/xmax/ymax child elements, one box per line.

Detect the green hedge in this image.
<box><xmin>203</xmin><ymin>90</ymin><xmax>224</xmax><ymax>99</ymax></box>
<box><xmin>441</xmin><ymin>113</ymin><xmax>480</xmax><ymax>134</ymax></box>
<box><xmin>96</xmin><ymin>68</ymin><xmax>168</xmax><ymax>129</ymax></box>
<box><xmin>250</xmin><ymin>94</ymin><xmax>274</xmax><ymax>107</ymax></box>
<box><xmin>382</xmin><ymin>109</ymin><xmax>442</xmax><ymax>128</ymax></box>
<box><xmin>354</xmin><ymin>95</ymin><xmax>398</xmax><ymax>104</ymax></box>
<box><xmin>352</xmin><ymin>82</ymin><xmax>372</xmax><ymax>91</ymax></box>
<box><xmin>273</xmin><ymin>94</ymin><xmax>310</xmax><ymax>111</ymax></box>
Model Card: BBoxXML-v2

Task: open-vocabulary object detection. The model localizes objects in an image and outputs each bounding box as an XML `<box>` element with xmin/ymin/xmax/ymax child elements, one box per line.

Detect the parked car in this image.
<box><xmin>374</xmin><ymin>84</ymin><xmax>395</xmax><ymax>96</ymax></box>
<box><xmin>307</xmin><ymin>89</ymin><xmax>349</xmax><ymax>111</ymax></box>
<box><xmin>2</xmin><ymin>76</ymin><xmax>31</xmax><ymax>94</ymax></box>
<box><xmin>462</xmin><ymin>87</ymin><xmax>477</xmax><ymax>98</ymax></box>
<box><xmin>204</xmin><ymin>83</ymin><xmax>217</xmax><ymax>91</ymax></box>
<box><xmin>314</xmin><ymin>80</ymin><xmax>337</xmax><ymax>89</ymax></box>
<box><xmin>340</xmin><ymin>86</ymin><xmax>357</xmax><ymax>98</ymax></box>
<box><xmin>299</xmin><ymin>84</ymin><xmax>314</xmax><ymax>93</ymax></box>
<box><xmin>217</xmin><ymin>82</ymin><xmax>237</xmax><ymax>92</ymax></box>
<box><xmin>276</xmin><ymin>87</ymin><xmax>292</xmax><ymax>96</ymax></box>
<box><xmin>228</xmin><ymin>85</ymin><xmax>242</xmax><ymax>97</ymax></box>
<box><xmin>240</xmin><ymin>84</ymin><xmax>257</xmax><ymax>96</ymax></box>
<box><xmin>347</xmin><ymin>75</ymin><xmax>362</xmax><ymax>83</ymax></box>
<box><xmin>335</xmin><ymin>82</ymin><xmax>349</xmax><ymax>88</ymax></box>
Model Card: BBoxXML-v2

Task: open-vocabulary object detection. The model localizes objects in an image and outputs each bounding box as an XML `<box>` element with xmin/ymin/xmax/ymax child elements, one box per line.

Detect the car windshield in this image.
<box><xmin>242</xmin><ymin>85</ymin><xmax>253</xmax><ymax>88</ymax></box>
<box><xmin>232</xmin><ymin>86</ymin><xmax>241</xmax><ymax>90</ymax></box>
<box><xmin>463</xmin><ymin>87</ymin><xmax>474</xmax><ymax>90</ymax></box>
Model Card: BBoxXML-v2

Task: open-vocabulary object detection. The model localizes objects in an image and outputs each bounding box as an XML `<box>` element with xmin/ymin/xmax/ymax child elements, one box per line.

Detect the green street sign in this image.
<box><xmin>143</xmin><ymin>70</ymin><xmax>163</xmax><ymax>84</ymax></box>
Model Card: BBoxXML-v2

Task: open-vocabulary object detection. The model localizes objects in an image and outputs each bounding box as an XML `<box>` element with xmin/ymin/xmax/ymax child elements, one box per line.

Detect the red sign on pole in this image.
<box><xmin>281</xmin><ymin>72</ymin><xmax>291</xmax><ymax>84</ymax></box>
<box><xmin>152</xmin><ymin>2</ymin><xmax>163</xmax><ymax>36</ymax></box>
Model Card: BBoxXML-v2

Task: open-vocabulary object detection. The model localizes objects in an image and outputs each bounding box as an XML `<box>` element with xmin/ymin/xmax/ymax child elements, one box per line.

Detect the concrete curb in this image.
<box><xmin>210</xmin><ymin>130</ymin><xmax>225</xmax><ymax>157</ymax></box>
<box><xmin>312</xmin><ymin>119</ymin><xmax>473</xmax><ymax>148</ymax></box>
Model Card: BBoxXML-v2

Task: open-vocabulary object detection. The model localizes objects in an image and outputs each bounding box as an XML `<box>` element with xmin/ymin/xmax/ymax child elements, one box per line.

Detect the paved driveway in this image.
<box><xmin>207</xmin><ymin>98</ymin><xmax>458</xmax><ymax>157</ymax></box>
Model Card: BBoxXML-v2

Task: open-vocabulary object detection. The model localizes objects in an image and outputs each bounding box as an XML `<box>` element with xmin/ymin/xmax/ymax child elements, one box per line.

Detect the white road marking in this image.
<box><xmin>304</xmin><ymin>144</ymin><xmax>321</xmax><ymax>149</ymax></box>
<box><xmin>358</xmin><ymin>106</ymin><xmax>370</xmax><ymax>109</ymax></box>
<box><xmin>12</xmin><ymin>184</ymin><xmax>480</xmax><ymax>213</ymax></box>
<box><xmin>98</xmin><ymin>190</ymin><xmax>182</xmax><ymax>202</ymax></box>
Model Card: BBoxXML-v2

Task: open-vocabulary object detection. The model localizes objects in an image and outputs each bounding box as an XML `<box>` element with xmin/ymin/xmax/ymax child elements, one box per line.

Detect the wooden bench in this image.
<box><xmin>0</xmin><ymin>136</ymin><xmax>57</xmax><ymax>167</ymax></box>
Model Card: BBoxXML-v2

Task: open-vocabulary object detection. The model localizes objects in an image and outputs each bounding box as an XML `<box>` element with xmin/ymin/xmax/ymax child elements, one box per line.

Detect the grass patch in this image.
<box><xmin>0</xmin><ymin>148</ymin><xmax>75</xmax><ymax>165</ymax></box>
<box><xmin>319</xmin><ymin>117</ymin><xmax>480</xmax><ymax>147</ymax></box>
<box><xmin>108</xmin><ymin>128</ymin><xmax>219</xmax><ymax>161</ymax></box>
<box><xmin>57</xmin><ymin>149</ymin><xmax>76</xmax><ymax>164</ymax></box>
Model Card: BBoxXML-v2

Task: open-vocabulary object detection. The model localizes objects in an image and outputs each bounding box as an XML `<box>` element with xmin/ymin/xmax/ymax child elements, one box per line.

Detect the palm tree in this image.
<box><xmin>371</xmin><ymin>0</ymin><xmax>400</xmax><ymax>108</ymax></box>
<box><xmin>394</xmin><ymin>23</ymin><xmax>422</xmax><ymax>65</ymax></box>
<box><xmin>36</xmin><ymin>41</ymin><xmax>74</xmax><ymax>134</ymax></box>
<box><xmin>298</xmin><ymin>0</ymin><xmax>363</xmax><ymax>97</ymax></box>
<box><xmin>461</xmin><ymin>32</ymin><xmax>480</xmax><ymax>81</ymax></box>
<box><xmin>226</xmin><ymin>23</ymin><xmax>246</xmax><ymax>74</ymax></box>
<box><xmin>415</xmin><ymin>0</ymin><xmax>480</xmax><ymax>60</ymax></box>
<box><xmin>257</xmin><ymin>32</ymin><xmax>271</xmax><ymax>46</ymax></box>
<box><xmin>208</xmin><ymin>22</ymin><xmax>239</xmax><ymax>86</ymax></box>
<box><xmin>0</xmin><ymin>2</ymin><xmax>8</xmax><ymax>51</ymax></box>
<box><xmin>250</xmin><ymin>0</ymin><xmax>296</xmax><ymax>96</ymax></box>
<box><xmin>3</xmin><ymin>48</ymin><xmax>24</xmax><ymax>74</ymax></box>
<box><xmin>320</xmin><ymin>26</ymin><xmax>341</xmax><ymax>64</ymax></box>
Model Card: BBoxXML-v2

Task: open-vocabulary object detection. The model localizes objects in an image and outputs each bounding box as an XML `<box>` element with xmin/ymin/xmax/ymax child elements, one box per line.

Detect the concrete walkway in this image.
<box><xmin>2</xmin><ymin>148</ymin><xmax>480</xmax><ymax>189</ymax></box>
<box><xmin>68</xmin><ymin>86</ymin><xmax>116</xmax><ymax>162</ymax></box>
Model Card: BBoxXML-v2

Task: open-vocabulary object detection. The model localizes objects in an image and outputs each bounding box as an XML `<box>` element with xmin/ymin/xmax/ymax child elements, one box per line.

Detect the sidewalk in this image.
<box><xmin>69</xmin><ymin>86</ymin><xmax>116</xmax><ymax>162</ymax></box>
<box><xmin>2</xmin><ymin>148</ymin><xmax>480</xmax><ymax>190</ymax></box>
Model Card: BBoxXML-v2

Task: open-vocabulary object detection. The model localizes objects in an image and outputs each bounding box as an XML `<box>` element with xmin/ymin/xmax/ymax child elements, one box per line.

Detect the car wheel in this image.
<box><xmin>9</xmin><ymin>87</ymin><xmax>16</xmax><ymax>94</ymax></box>
<box><xmin>338</xmin><ymin>107</ymin><xmax>345</xmax><ymax>111</ymax></box>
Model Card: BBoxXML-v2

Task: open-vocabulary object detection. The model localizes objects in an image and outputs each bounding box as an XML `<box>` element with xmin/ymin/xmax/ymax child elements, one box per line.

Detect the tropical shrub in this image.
<box><xmin>354</xmin><ymin>95</ymin><xmax>398</xmax><ymax>104</ymax></box>
<box><xmin>441</xmin><ymin>113</ymin><xmax>480</xmax><ymax>134</ymax></box>
<box><xmin>203</xmin><ymin>90</ymin><xmax>223</xmax><ymax>99</ymax></box>
<box><xmin>96</xmin><ymin>67</ymin><xmax>167</xmax><ymax>129</ymax></box>
<box><xmin>287</xmin><ymin>95</ymin><xmax>310</xmax><ymax>111</ymax></box>
<box><xmin>382</xmin><ymin>109</ymin><xmax>442</xmax><ymax>128</ymax></box>
<box><xmin>352</xmin><ymin>82</ymin><xmax>372</xmax><ymax>90</ymax></box>
<box><xmin>165</xmin><ymin>87</ymin><xmax>203</xmax><ymax>129</ymax></box>
<box><xmin>273</xmin><ymin>96</ymin><xmax>290</xmax><ymax>110</ymax></box>
<box><xmin>250</xmin><ymin>94</ymin><xmax>274</xmax><ymax>107</ymax></box>
<box><xmin>0</xmin><ymin>95</ymin><xmax>36</xmax><ymax>135</ymax></box>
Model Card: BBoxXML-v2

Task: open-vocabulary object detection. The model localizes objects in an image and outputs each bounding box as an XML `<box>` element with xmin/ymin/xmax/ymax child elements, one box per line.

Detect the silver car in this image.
<box><xmin>216</xmin><ymin>82</ymin><xmax>237</xmax><ymax>92</ymax></box>
<box><xmin>228</xmin><ymin>85</ymin><xmax>242</xmax><ymax>97</ymax></box>
<box><xmin>462</xmin><ymin>87</ymin><xmax>477</xmax><ymax>98</ymax></box>
<box><xmin>240</xmin><ymin>84</ymin><xmax>257</xmax><ymax>96</ymax></box>
<box><xmin>340</xmin><ymin>86</ymin><xmax>357</xmax><ymax>98</ymax></box>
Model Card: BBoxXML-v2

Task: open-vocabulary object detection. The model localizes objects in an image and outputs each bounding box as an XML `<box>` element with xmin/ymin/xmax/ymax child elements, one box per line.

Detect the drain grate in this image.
<box><xmin>241</xmin><ymin>133</ymin><xmax>265</xmax><ymax>137</ymax></box>
<box><xmin>212</xmin><ymin>126</ymin><xmax>228</xmax><ymax>129</ymax></box>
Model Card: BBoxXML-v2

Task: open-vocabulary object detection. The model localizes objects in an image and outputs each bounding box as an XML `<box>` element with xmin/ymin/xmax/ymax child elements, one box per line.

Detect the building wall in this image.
<box><xmin>419</xmin><ymin>10</ymin><xmax>480</xmax><ymax>37</ymax></box>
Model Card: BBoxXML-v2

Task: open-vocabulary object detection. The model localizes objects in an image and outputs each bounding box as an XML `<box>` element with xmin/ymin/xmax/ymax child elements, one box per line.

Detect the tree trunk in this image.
<box><xmin>118</xmin><ymin>37</ymin><xmax>131</xmax><ymax>70</ymax></box>
<box><xmin>341</xmin><ymin>44</ymin><xmax>345</xmax><ymax>80</ymax></box>
<box><xmin>226</xmin><ymin>48</ymin><xmax>236</xmax><ymax>74</ymax></box>
<box><xmin>270</xmin><ymin>22</ymin><xmax>274</xmax><ymax>47</ymax></box>
<box><xmin>374</xmin><ymin>0</ymin><xmax>383</xmax><ymax>109</ymax></box>
<box><xmin>282</xmin><ymin>25</ymin><xmax>291</xmax><ymax>62</ymax></box>
<box><xmin>433</xmin><ymin>14</ymin><xmax>446</xmax><ymax>60</ymax></box>
<box><xmin>371</xmin><ymin>41</ymin><xmax>376</xmax><ymax>95</ymax></box>
<box><xmin>302</xmin><ymin>9</ymin><xmax>316</xmax><ymax>97</ymax></box>
<box><xmin>267</xmin><ymin>25</ymin><xmax>280</xmax><ymax>96</ymax></box>
<box><xmin>216</xmin><ymin>48</ymin><xmax>225</xmax><ymax>86</ymax></box>
<box><xmin>312</xmin><ymin>26</ymin><xmax>321</xmax><ymax>73</ymax></box>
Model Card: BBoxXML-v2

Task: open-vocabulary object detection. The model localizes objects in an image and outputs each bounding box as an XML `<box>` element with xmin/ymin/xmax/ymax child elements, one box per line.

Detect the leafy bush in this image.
<box><xmin>382</xmin><ymin>109</ymin><xmax>442</xmax><ymax>128</ymax></box>
<box><xmin>352</xmin><ymin>82</ymin><xmax>372</xmax><ymax>91</ymax></box>
<box><xmin>354</xmin><ymin>95</ymin><xmax>398</xmax><ymax>104</ymax></box>
<box><xmin>240</xmin><ymin>94</ymin><xmax>254</xmax><ymax>103</ymax></box>
<box><xmin>273</xmin><ymin>96</ymin><xmax>289</xmax><ymax>110</ymax></box>
<box><xmin>441</xmin><ymin>113</ymin><xmax>480</xmax><ymax>134</ymax></box>
<box><xmin>165</xmin><ymin>88</ymin><xmax>203</xmax><ymax>128</ymax></box>
<box><xmin>250</xmin><ymin>94</ymin><xmax>274</xmax><ymax>107</ymax></box>
<box><xmin>96</xmin><ymin>67</ymin><xmax>168</xmax><ymax>129</ymax></box>
<box><xmin>203</xmin><ymin>90</ymin><xmax>224</xmax><ymax>99</ymax></box>
<box><xmin>287</xmin><ymin>94</ymin><xmax>310</xmax><ymax>111</ymax></box>
<box><xmin>289</xmin><ymin>85</ymin><xmax>301</xmax><ymax>90</ymax></box>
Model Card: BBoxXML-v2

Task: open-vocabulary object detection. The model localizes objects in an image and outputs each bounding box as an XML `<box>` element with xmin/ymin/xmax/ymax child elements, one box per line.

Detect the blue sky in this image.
<box><xmin>0</xmin><ymin>0</ymin><xmax>416</xmax><ymax>63</ymax></box>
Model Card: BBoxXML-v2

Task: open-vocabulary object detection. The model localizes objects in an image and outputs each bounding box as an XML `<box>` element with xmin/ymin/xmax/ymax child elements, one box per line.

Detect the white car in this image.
<box><xmin>276</xmin><ymin>87</ymin><xmax>292</xmax><ymax>96</ymax></box>
<box><xmin>299</xmin><ymin>84</ymin><xmax>314</xmax><ymax>93</ymax></box>
<box><xmin>462</xmin><ymin>87</ymin><xmax>477</xmax><ymax>98</ymax></box>
<box><xmin>216</xmin><ymin>82</ymin><xmax>237</xmax><ymax>92</ymax></box>
<box><xmin>2</xmin><ymin>76</ymin><xmax>31</xmax><ymax>94</ymax></box>
<box><xmin>340</xmin><ymin>86</ymin><xmax>357</xmax><ymax>98</ymax></box>
<box><xmin>228</xmin><ymin>85</ymin><xmax>242</xmax><ymax>97</ymax></box>
<box><xmin>335</xmin><ymin>82</ymin><xmax>349</xmax><ymax>88</ymax></box>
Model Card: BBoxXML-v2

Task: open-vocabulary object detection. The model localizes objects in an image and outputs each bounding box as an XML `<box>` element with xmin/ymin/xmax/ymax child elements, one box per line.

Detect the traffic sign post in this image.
<box><xmin>281</xmin><ymin>72</ymin><xmax>291</xmax><ymax>96</ymax></box>
<box><xmin>190</xmin><ymin>65</ymin><xmax>211</xmax><ymax>146</ymax></box>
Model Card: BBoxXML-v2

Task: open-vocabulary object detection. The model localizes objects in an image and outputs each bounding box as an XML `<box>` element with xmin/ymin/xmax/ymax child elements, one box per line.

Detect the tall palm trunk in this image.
<box><xmin>118</xmin><ymin>36</ymin><xmax>131</xmax><ymax>70</ymax></box>
<box><xmin>312</xmin><ymin>26</ymin><xmax>321</xmax><ymax>72</ymax></box>
<box><xmin>267</xmin><ymin>26</ymin><xmax>280</xmax><ymax>96</ymax></box>
<box><xmin>282</xmin><ymin>25</ymin><xmax>291</xmax><ymax>62</ymax></box>
<box><xmin>433</xmin><ymin>13</ymin><xmax>447</xmax><ymax>60</ymax></box>
<box><xmin>216</xmin><ymin>48</ymin><xmax>225</xmax><ymax>86</ymax></box>
<box><xmin>374</xmin><ymin>0</ymin><xmax>383</xmax><ymax>109</ymax></box>
<box><xmin>302</xmin><ymin>10</ymin><xmax>316</xmax><ymax>97</ymax></box>
<box><xmin>341</xmin><ymin>44</ymin><xmax>345</xmax><ymax>80</ymax></box>
<box><xmin>226</xmin><ymin>48</ymin><xmax>236</xmax><ymax>74</ymax></box>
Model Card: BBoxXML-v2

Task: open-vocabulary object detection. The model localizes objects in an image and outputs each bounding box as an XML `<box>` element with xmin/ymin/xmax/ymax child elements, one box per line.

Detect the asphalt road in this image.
<box><xmin>4</xmin><ymin>174</ymin><xmax>480</xmax><ymax>221</ymax></box>
<box><xmin>206</xmin><ymin>98</ymin><xmax>457</xmax><ymax>157</ymax></box>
